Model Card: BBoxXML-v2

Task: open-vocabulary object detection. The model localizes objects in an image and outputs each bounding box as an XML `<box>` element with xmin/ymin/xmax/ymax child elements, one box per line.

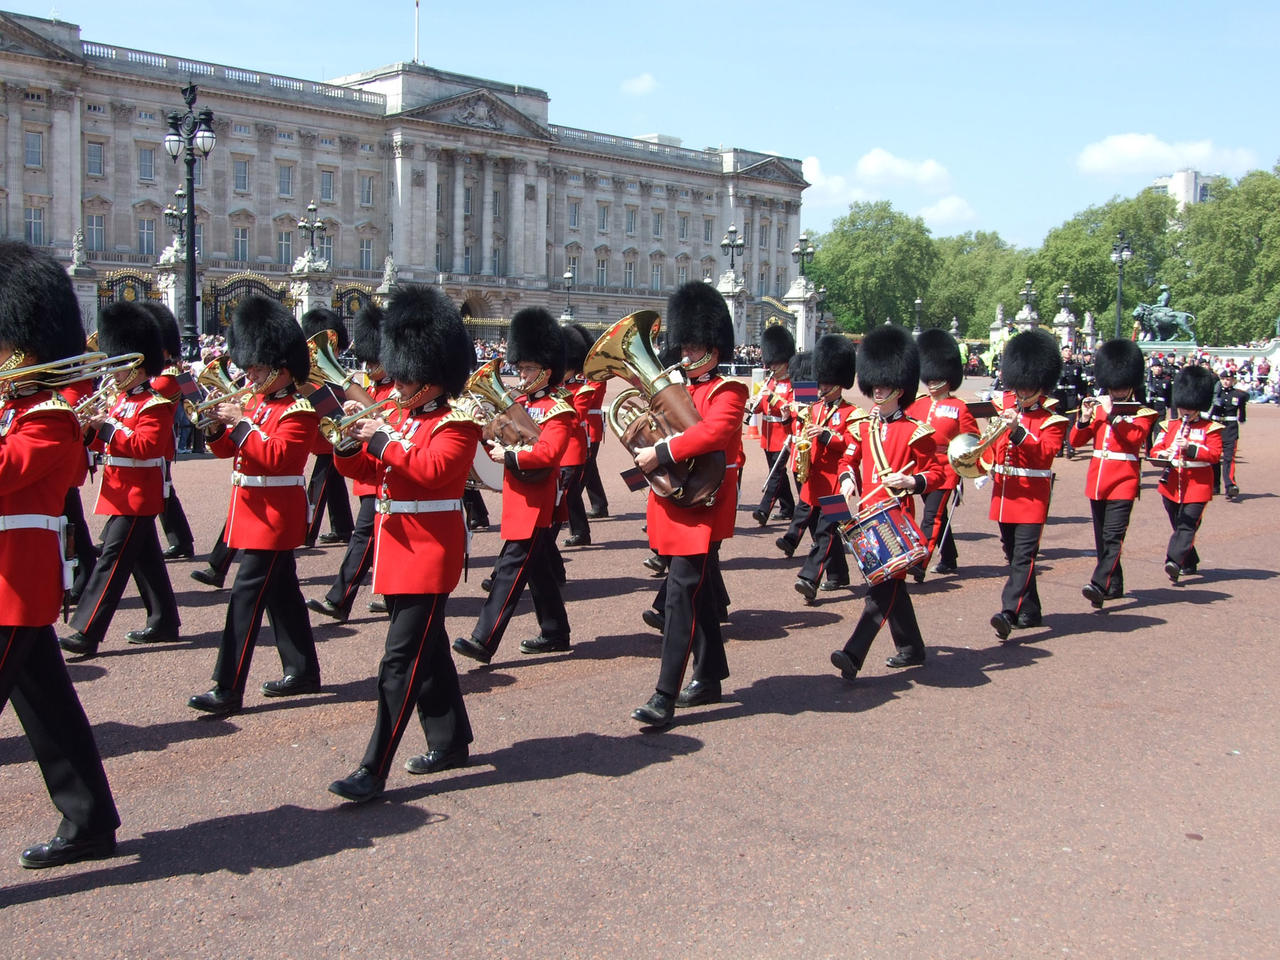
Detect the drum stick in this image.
<box><xmin>856</xmin><ymin>459</ymin><xmax>915</xmax><ymax>508</ymax></box>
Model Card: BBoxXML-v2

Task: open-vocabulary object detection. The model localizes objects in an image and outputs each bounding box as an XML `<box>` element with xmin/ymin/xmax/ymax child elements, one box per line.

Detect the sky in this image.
<box><xmin>19</xmin><ymin>0</ymin><xmax>1280</xmax><ymax>249</ymax></box>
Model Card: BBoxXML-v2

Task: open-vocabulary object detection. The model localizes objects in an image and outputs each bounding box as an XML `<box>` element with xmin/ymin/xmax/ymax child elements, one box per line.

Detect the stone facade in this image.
<box><xmin>0</xmin><ymin>10</ymin><xmax>807</xmax><ymax>337</ymax></box>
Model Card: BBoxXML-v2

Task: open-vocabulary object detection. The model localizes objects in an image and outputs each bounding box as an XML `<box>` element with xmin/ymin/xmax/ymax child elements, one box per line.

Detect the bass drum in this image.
<box><xmin>467</xmin><ymin>441</ymin><xmax>504</xmax><ymax>492</ymax></box>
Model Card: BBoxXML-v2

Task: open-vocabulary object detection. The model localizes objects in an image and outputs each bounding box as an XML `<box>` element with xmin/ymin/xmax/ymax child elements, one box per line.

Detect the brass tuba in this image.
<box><xmin>583</xmin><ymin>310</ymin><xmax>725</xmax><ymax>507</ymax></box>
<box><xmin>947</xmin><ymin>416</ymin><xmax>1014</xmax><ymax>478</ymax></box>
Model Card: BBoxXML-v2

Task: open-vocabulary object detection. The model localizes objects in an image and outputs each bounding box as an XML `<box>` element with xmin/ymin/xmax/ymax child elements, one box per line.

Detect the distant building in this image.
<box><xmin>1149</xmin><ymin>169</ymin><xmax>1213</xmax><ymax>210</ymax></box>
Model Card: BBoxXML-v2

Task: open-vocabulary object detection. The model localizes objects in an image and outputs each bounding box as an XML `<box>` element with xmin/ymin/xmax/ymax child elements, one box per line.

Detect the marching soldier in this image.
<box><xmin>141</xmin><ymin>301</ymin><xmax>197</xmax><ymax>561</ymax></box>
<box><xmin>1145</xmin><ymin>356</ymin><xmax>1173</xmax><ymax>454</ymax></box>
<box><xmin>301</xmin><ymin>307</ymin><xmax>356</xmax><ymax>546</ymax></box>
<box><xmin>1054</xmin><ymin>346</ymin><xmax>1085</xmax><ymax>458</ymax></box>
<box><xmin>327</xmin><ymin>284</ymin><xmax>480</xmax><ymax>802</ymax></box>
<box><xmin>1209</xmin><ymin>368</ymin><xmax>1246</xmax><ymax>500</ymax></box>
<box><xmin>775</xmin><ymin>349</ymin><xmax>816</xmax><ymax>559</ymax></box>
<box><xmin>751</xmin><ymin>325</ymin><xmax>797</xmax><ymax>526</ymax></box>
<box><xmin>187</xmin><ymin>296</ymin><xmax>321</xmax><ymax>716</ymax></box>
<box><xmin>571</xmin><ymin>322</ymin><xmax>610</xmax><ymax>521</ymax></box>
<box><xmin>0</xmin><ymin>240</ymin><xmax>119</xmax><ymax>868</ymax></box>
<box><xmin>561</xmin><ymin>323</ymin><xmax>600</xmax><ymax>547</ymax></box>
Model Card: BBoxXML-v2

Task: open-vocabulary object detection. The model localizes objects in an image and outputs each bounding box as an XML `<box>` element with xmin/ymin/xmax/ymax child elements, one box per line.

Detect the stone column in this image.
<box><xmin>535</xmin><ymin>163</ymin><xmax>551</xmax><ymax>281</ymax></box>
<box><xmin>50</xmin><ymin>89</ymin><xmax>77</xmax><ymax>248</ymax></box>
<box><xmin>509</xmin><ymin>158</ymin><xmax>527</xmax><ymax>278</ymax></box>
<box><xmin>5</xmin><ymin>85</ymin><xmax>26</xmax><ymax>238</ymax></box>
<box><xmin>717</xmin><ymin>270</ymin><xmax>748</xmax><ymax>348</ymax></box>
<box><xmin>423</xmin><ymin>148</ymin><xmax>439</xmax><ymax>273</ymax></box>
<box><xmin>783</xmin><ymin>275</ymin><xmax>817</xmax><ymax>352</ymax></box>
<box><xmin>391</xmin><ymin>139</ymin><xmax>414</xmax><ymax>274</ymax></box>
<box><xmin>480</xmin><ymin>154</ymin><xmax>494</xmax><ymax>275</ymax></box>
<box><xmin>67</xmin><ymin>259</ymin><xmax>98</xmax><ymax>335</ymax></box>
<box><xmin>451</xmin><ymin>152</ymin><xmax>466</xmax><ymax>274</ymax></box>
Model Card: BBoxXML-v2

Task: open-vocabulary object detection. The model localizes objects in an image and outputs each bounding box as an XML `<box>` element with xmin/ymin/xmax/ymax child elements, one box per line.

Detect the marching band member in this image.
<box><xmin>632</xmin><ymin>282</ymin><xmax>746</xmax><ymax>727</ymax></box>
<box><xmin>327</xmin><ymin>284</ymin><xmax>481</xmax><ymax>802</ymax></box>
<box><xmin>452</xmin><ymin>308</ymin><xmax>573</xmax><ymax>665</ymax></box>
<box><xmin>187</xmin><ymin>296</ymin><xmax>321</xmax><ymax>716</ymax></box>
<box><xmin>0</xmin><ymin>241</ymin><xmax>119</xmax><ymax>868</ymax></box>
<box><xmin>301</xmin><ymin>308</ymin><xmax>356</xmax><ymax>546</ymax></box>
<box><xmin>1149</xmin><ymin>365</ymin><xmax>1221</xmax><ymax>582</ymax></box>
<box><xmin>571</xmin><ymin>322</ymin><xmax>610</xmax><ymax>521</ymax></box>
<box><xmin>1070</xmin><ymin>339</ymin><xmax>1158</xmax><ymax>608</ymax></box>
<box><xmin>829</xmin><ymin>326</ymin><xmax>942</xmax><ymax>682</ymax></box>
<box><xmin>985</xmin><ymin>329</ymin><xmax>1068</xmax><ymax>640</ymax></box>
<box><xmin>141</xmin><ymin>301</ymin><xmax>197</xmax><ymax>561</ymax></box>
<box><xmin>905</xmin><ymin>328</ymin><xmax>978</xmax><ymax>578</ymax></box>
<box><xmin>793</xmin><ymin>334</ymin><xmax>860</xmax><ymax>600</ymax></box>
<box><xmin>61</xmin><ymin>302</ymin><xmax>181</xmax><ymax>656</ymax></box>
<box><xmin>560</xmin><ymin>323</ymin><xmax>599</xmax><ymax>547</ymax></box>
<box><xmin>751</xmin><ymin>325</ymin><xmax>796</xmax><ymax>527</ymax></box>
<box><xmin>775</xmin><ymin>349</ymin><xmax>816</xmax><ymax>559</ymax></box>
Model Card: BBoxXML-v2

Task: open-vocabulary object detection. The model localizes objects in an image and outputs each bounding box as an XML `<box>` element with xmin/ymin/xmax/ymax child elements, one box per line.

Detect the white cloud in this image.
<box><xmin>918</xmin><ymin>195</ymin><xmax>976</xmax><ymax>228</ymax></box>
<box><xmin>1076</xmin><ymin>133</ymin><xmax>1257</xmax><ymax>176</ymax></box>
<box><xmin>621</xmin><ymin>73</ymin><xmax>657</xmax><ymax>96</ymax></box>
<box><xmin>855</xmin><ymin>147</ymin><xmax>951</xmax><ymax>193</ymax></box>
<box><xmin>802</xmin><ymin>155</ymin><xmax>876</xmax><ymax>209</ymax></box>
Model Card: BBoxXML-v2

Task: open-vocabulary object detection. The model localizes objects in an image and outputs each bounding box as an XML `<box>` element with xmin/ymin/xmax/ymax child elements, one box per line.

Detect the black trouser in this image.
<box><xmin>212</xmin><ymin>548</ymin><xmax>319</xmax><ymax>693</ymax></box>
<box><xmin>798</xmin><ymin>509</ymin><xmax>850</xmax><ymax>585</ymax></box>
<box><xmin>840</xmin><ymin>577</ymin><xmax>923</xmax><ymax>668</ymax></box>
<box><xmin>71</xmin><ymin>514</ymin><xmax>179</xmax><ymax>644</ymax></box>
<box><xmin>159</xmin><ymin>466</ymin><xmax>194</xmax><ymax>551</ymax></box>
<box><xmin>0</xmin><ymin>624</ymin><xmax>119</xmax><ymax>841</ymax></box>
<box><xmin>306</xmin><ymin>453</ymin><xmax>354</xmax><ymax>545</ymax></box>
<box><xmin>998</xmin><ymin>522</ymin><xmax>1044</xmax><ymax>621</ymax></box>
<box><xmin>207</xmin><ymin>523</ymin><xmax>238</xmax><ymax>578</ymax></box>
<box><xmin>918</xmin><ymin>487</ymin><xmax>958</xmax><ymax>567</ymax></box>
<box><xmin>778</xmin><ymin>497</ymin><xmax>813</xmax><ymax>551</ymax></box>
<box><xmin>651</xmin><ymin>543</ymin><xmax>729</xmax><ymax>618</ymax></box>
<box><xmin>462</xmin><ymin>488</ymin><xmax>490</xmax><ymax>527</ymax></box>
<box><xmin>582</xmin><ymin>441</ymin><xmax>608</xmax><ymax>514</ymax></box>
<box><xmin>757</xmin><ymin>449</ymin><xmax>795</xmax><ymax>518</ymax></box>
<box><xmin>324</xmin><ymin>495</ymin><xmax>377</xmax><ymax>614</ymax></box>
<box><xmin>361</xmin><ymin>593</ymin><xmax>473</xmax><ymax>779</ymax></box>
<box><xmin>470</xmin><ymin>527</ymin><xmax>569</xmax><ymax>653</ymax></box>
<box><xmin>1212</xmin><ymin>424</ymin><xmax>1239</xmax><ymax>494</ymax></box>
<box><xmin>562</xmin><ymin>463</ymin><xmax>590</xmax><ymax>541</ymax></box>
<box><xmin>1089</xmin><ymin>498</ymin><xmax>1134</xmax><ymax>597</ymax></box>
<box><xmin>64</xmin><ymin>487</ymin><xmax>97</xmax><ymax>597</ymax></box>
<box><xmin>655</xmin><ymin>551</ymin><xmax>729</xmax><ymax>697</ymax></box>
<box><xmin>1162</xmin><ymin>498</ymin><xmax>1205</xmax><ymax>570</ymax></box>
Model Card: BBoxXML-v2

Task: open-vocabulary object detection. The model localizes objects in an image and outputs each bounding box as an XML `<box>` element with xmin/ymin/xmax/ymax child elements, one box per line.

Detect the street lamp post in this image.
<box><xmin>720</xmin><ymin>224</ymin><xmax>745</xmax><ymax>276</ymax></box>
<box><xmin>297</xmin><ymin>200</ymin><xmax>326</xmax><ymax>253</ymax></box>
<box><xmin>1110</xmin><ymin>231</ymin><xmax>1133</xmax><ymax>339</ymax></box>
<box><xmin>563</xmin><ymin>269</ymin><xmax>575</xmax><ymax>318</ymax></box>
<box><xmin>817</xmin><ymin>285</ymin><xmax>828</xmax><ymax>335</ymax></box>
<box><xmin>163</xmin><ymin>83</ymin><xmax>216</xmax><ymax>360</ymax></box>
<box><xmin>791</xmin><ymin>232</ymin><xmax>815</xmax><ymax>278</ymax></box>
<box><xmin>913</xmin><ymin>296</ymin><xmax>923</xmax><ymax>336</ymax></box>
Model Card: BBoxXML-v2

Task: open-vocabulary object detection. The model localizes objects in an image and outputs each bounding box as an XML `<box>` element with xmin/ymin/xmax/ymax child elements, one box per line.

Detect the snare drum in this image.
<box><xmin>467</xmin><ymin>441</ymin><xmax>505</xmax><ymax>492</ymax></box>
<box><xmin>841</xmin><ymin>499</ymin><xmax>928</xmax><ymax>585</ymax></box>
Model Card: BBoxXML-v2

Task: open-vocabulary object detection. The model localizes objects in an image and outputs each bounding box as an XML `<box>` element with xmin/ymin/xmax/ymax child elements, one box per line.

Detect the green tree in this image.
<box><xmin>926</xmin><ymin>231</ymin><xmax>1030</xmax><ymax>339</ymax></box>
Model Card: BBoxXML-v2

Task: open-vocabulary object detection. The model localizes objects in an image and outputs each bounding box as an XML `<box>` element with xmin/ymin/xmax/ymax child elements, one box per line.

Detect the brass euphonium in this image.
<box><xmin>307</xmin><ymin>329</ymin><xmax>375</xmax><ymax>406</ymax></box>
<box><xmin>184</xmin><ymin>355</ymin><xmax>254</xmax><ymax>429</ymax></box>
<box><xmin>947</xmin><ymin>416</ymin><xmax>1015</xmax><ymax>478</ymax></box>
<box><xmin>459</xmin><ymin>358</ymin><xmax>548</xmax><ymax>482</ymax></box>
<box><xmin>583</xmin><ymin>310</ymin><xmax>725</xmax><ymax>507</ymax></box>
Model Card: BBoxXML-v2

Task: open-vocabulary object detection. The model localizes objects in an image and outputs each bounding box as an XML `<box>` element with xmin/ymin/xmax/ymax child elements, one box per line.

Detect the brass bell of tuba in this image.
<box><xmin>459</xmin><ymin>358</ymin><xmax>548</xmax><ymax>483</ymax></box>
<box><xmin>947</xmin><ymin>416</ymin><xmax>1015</xmax><ymax>478</ymax></box>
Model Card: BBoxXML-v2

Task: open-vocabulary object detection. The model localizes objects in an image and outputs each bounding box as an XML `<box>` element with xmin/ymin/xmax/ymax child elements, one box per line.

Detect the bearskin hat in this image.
<box><xmin>1172</xmin><ymin>364</ymin><xmax>1215</xmax><ymax>412</ymax></box>
<box><xmin>1093</xmin><ymin>338</ymin><xmax>1145</xmax><ymax>392</ymax></box>
<box><xmin>916</xmin><ymin>328</ymin><xmax>963</xmax><ymax>391</ymax></box>
<box><xmin>760</xmin><ymin>324</ymin><xmax>796</xmax><ymax>366</ymax></box>
<box><xmin>569</xmin><ymin>322</ymin><xmax>599</xmax><ymax>374</ymax></box>
<box><xmin>0</xmin><ymin>240</ymin><xmax>85</xmax><ymax>362</ymax></box>
<box><xmin>1001</xmin><ymin>328</ymin><xmax>1062</xmax><ymax>393</ymax></box>
<box><xmin>300</xmin><ymin>306</ymin><xmax>350</xmax><ymax>353</ymax></box>
<box><xmin>380</xmin><ymin>284</ymin><xmax>474</xmax><ymax>397</ymax></box>
<box><xmin>138</xmin><ymin>301</ymin><xmax>182</xmax><ymax>360</ymax></box>
<box><xmin>506</xmin><ymin>307</ymin><xmax>566</xmax><ymax>388</ymax></box>
<box><xmin>814</xmin><ymin>334</ymin><xmax>857</xmax><ymax>390</ymax></box>
<box><xmin>665</xmin><ymin>281</ymin><xmax>734</xmax><ymax>361</ymax></box>
<box><xmin>788</xmin><ymin>350</ymin><xmax>814</xmax><ymax>383</ymax></box>
<box><xmin>228</xmin><ymin>295</ymin><xmax>310</xmax><ymax>383</ymax></box>
<box><xmin>562</xmin><ymin>322</ymin><xmax>590</xmax><ymax>375</ymax></box>
<box><xmin>857</xmin><ymin>325</ymin><xmax>919</xmax><ymax>402</ymax></box>
<box><xmin>98</xmin><ymin>301</ymin><xmax>165</xmax><ymax>377</ymax></box>
<box><xmin>351</xmin><ymin>302</ymin><xmax>385</xmax><ymax>366</ymax></box>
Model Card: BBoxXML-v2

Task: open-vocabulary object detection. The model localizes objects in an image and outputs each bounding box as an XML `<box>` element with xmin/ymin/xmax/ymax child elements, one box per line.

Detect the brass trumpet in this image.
<box><xmin>318</xmin><ymin>395</ymin><xmax>401</xmax><ymax>452</ymax></box>
<box><xmin>71</xmin><ymin>352</ymin><xmax>149</xmax><ymax>425</ymax></box>
<box><xmin>184</xmin><ymin>355</ymin><xmax>254</xmax><ymax>429</ymax></box>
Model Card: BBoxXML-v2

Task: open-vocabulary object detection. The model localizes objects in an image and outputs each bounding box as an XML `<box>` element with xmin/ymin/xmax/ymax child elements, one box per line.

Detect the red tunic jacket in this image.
<box><xmin>758</xmin><ymin>376</ymin><xmax>794</xmax><ymax>454</ymax></box>
<box><xmin>1070</xmin><ymin>405</ymin><xmax>1159</xmax><ymax>501</ymax></box>
<box><xmin>1149</xmin><ymin>416</ymin><xmax>1221</xmax><ymax>504</ymax></box>
<box><xmin>151</xmin><ymin>365</ymin><xmax>183</xmax><ymax>460</ymax></box>
<box><xmin>209</xmin><ymin>388</ymin><xmax>317</xmax><ymax>550</ymax></box>
<box><xmin>986</xmin><ymin>393</ymin><xmax>1068</xmax><ymax>525</ymax></box>
<box><xmin>905</xmin><ymin>394</ymin><xmax>979</xmax><ymax>492</ymax></box>
<box><xmin>556</xmin><ymin>386</ymin><xmax>587</xmax><ymax>469</ymax></box>
<box><xmin>499</xmin><ymin>389</ymin><xmax>573</xmax><ymax>540</ymax></box>
<box><xmin>89</xmin><ymin>384</ymin><xmax>174</xmax><ymax>516</ymax></box>
<box><xmin>335</xmin><ymin>400</ymin><xmax>481</xmax><ymax>595</ymax></box>
<box><xmin>350</xmin><ymin>378</ymin><xmax>399</xmax><ymax>499</ymax></box>
<box><xmin>58</xmin><ymin>378</ymin><xmax>95</xmax><ymax>488</ymax></box>
<box><xmin>798</xmin><ymin>398</ymin><xmax>863</xmax><ymax>506</ymax></box>
<box><xmin>837</xmin><ymin>412</ymin><xmax>943</xmax><ymax>520</ymax></box>
<box><xmin>567</xmin><ymin>377</ymin><xmax>607</xmax><ymax>445</ymax></box>
<box><xmin>646</xmin><ymin>375</ymin><xmax>748</xmax><ymax>555</ymax></box>
<box><xmin>0</xmin><ymin>391</ymin><xmax>82</xmax><ymax>626</ymax></box>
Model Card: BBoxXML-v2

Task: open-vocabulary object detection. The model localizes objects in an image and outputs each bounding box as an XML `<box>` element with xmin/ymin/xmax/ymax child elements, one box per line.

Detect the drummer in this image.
<box><xmin>829</xmin><ymin>326</ymin><xmax>943</xmax><ymax>683</ymax></box>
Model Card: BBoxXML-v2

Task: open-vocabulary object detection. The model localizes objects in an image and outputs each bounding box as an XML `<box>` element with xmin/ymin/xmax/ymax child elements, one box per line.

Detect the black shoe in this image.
<box><xmin>1082</xmin><ymin>583</ymin><xmax>1105</xmax><ymax>609</ymax></box>
<box><xmin>562</xmin><ymin>534</ymin><xmax>591</xmax><ymax>547</ymax></box>
<box><xmin>519</xmin><ymin>634</ymin><xmax>571</xmax><ymax>654</ymax></box>
<box><xmin>125</xmin><ymin>625</ymin><xmax>181</xmax><ymax>645</ymax></box>
<box><xmin>990</xmin><ymin>612</ymin><xmax>1013</xmax><ymax>640</ymax></box>
<box><xmin>909</xmin><ymin>564</ymin><xmax>926</xmax><ymax>583</ymax></box>
<box><xmin>931</xmin><ymin>561</ymin><xmax>958</xmax><ymax>574</ymax></box>
<box><xmin>631</xmin><ymin>692</ymin><xmax>675</xmax><ymax>727</ymax></box>
<box><xmin>19</xmin><ymin>833</ymin><xmax>116</xmax><ymax>870</ymax></box>
<box><xmin>404</xmin><ymin>745</ymin><xmax>469</xmax><ymax>775</ymax></box>
<box><xmin>480</xmin><ymin>577</ymin><xmax>494</xmax><ymax>593</ymax></box>
<box><xmin>1226</xmin><ymin>485</ymin><xmax>1239</xmax><ymax>500</ymax></box>
<box><xmin>586</xmin><ymin>507</ymin><xmax>609</xmax><ymax>519</ymax></box>
<box><xmin>830</xmin><ymin>650</ymin><xmax>858</xmax><ymax>682</ymax></box>
<box><xmin>452</xmin><ymin>636</ymin><xmax>492</xmax><ymax>665</ymax></box>
<box><xmin>676</xmin><ymin>679</ymin><xmax>721</xmax><ymax>707</ymax></box>
<box><xmin>318</xmin><ymin>532</ymin><xmax>350</xmax><ymax>544</ymax></box>
<box><xmin>819</xmin><ymin>578</ymin><xmax>849</xmax><ymax>592</ymax></box>
<box><xmin>751</xmin><ymin>508</ymin><xmax>769</xmax><ymax>527</ymax></box>
<box><xmin>641</xmin><ymin>608</ymin><xmax>665</xmax><ymax>632</ymax></box>
<box><xmin>775</xmin><ymin>536</ymin><xmax>796</xmax><ymax>558</ymax></box>
<box><xmin>776</xmin><ymin>510</ymin><xmax>793</xmax><ymax>521</ymax></box>
<box><xmin>261</xmin><ymin>674</ymin><xmax>321</xmax><ymax>697</ymax></box>
<box><xmin>368</xmin><ymin>597</ymin><xmax>388</xmax><ymax>614</ymax></box>
<box><xmin>328</xmin><ymin>766</ymin><xmax>385</xmax><ymax>804</ymax></box>
<box><xmin>1179</xmin><ymin>564</ymin><xmax>1198</xmax><ymax>577</ymax></box>
<box><xmin>794</xmin><ymin>576</ymin><xmax>817</xmax><ymax>601</ymax></box>
<box><xmin>642</xmin><ymin>555</ymin><xmax>668</xmax><ymax>574</ymax></box>
<box><xmin>1165</xmin><ymin>560</ymin><xmax>1182</xmax><ymax>583</ymax></box>
<box><xmin>1014</xmin><ymin>613</ymin><xmax>1042</xmax><ymax>629</ymax></box>
<box><xmin>188</xmin><ymin>686</ymin><xmax>242</xmax><ymax>716</ymax></box>
<box><xmin>59</xmin><ymin>632</ymin><xmax>98</xmax><ymax>657</ymax></box>
<box><xmin>162</xmin><ymin>544</ymin><xmax>194</xmax><ymax>561</ymax></box>
<box><xmin>190</xmin><ymin>567</ymin><xmax>225</xmax><ymax>589</ymax></box>
<box><xmin>306</xmin><ymin>597</ymin><xmax>349</xmax><ymax>623</ymax></box>
<box><xmin>467</xmin><ymin>518</ymin><xmax>489</xmax><ymax>531</ymax></box>
<box><xmin>885</xmin><ymin>650</ymin><xmax>925</xmax><ymax>668</ymax></box>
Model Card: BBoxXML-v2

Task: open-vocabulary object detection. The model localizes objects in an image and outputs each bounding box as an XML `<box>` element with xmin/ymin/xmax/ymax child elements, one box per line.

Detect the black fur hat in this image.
<box><xmin>380</xmin><ymin>284</ymin><xmax>474</xmax><ymax>397</ymax></box>
<box><xmin>761</xmin><ymin>324</ymin><xmax>796</xmax><ymax>366</ymax></box>
<box><xmin>506</xmin><ymin>307</ymin><xmax>565</xmax><ymax>388</ymax></box>
<box><xmin>857</xmin><ymin>325</ymin><xmax>919</xmax><ymax>402</ymax></box>
<box><xmin>788</xmin><ymin>350</ymin><xmax>814</xmax><ymax>383</ymax></box>
<box><xmin>666</xmin><ymin>281</ymin><xmax>734</xmax><ymax>361</ymax></box>
<box><xmin>1001</xmin><ymin>329</ymin><xmax>1062</xmax><ymax>393</ymax></box>
<box><xmin>0</xmin><ymin>240</ymin><xmax>85</xmax><ymax>362</ymax></box>
<box><xmin>351</xmin><ymin>302</ymin><xmax>385</xmax><ymax>366</ymax></box>
<box><xmin>1172</xmin><ymin>364</ymin><xmax>1215</xmax><ymax>412</ymax></box>
<box><xmin>916</xmin><ymin>328</ymin><xmax>963</xmax><ymax>390</ymax></box>
<box><xmin>815</xmin><ymin>334</ymin><xmax>857</xmax><ymax>390</ymax></box>
<box><xmin>139</xmin><ymin>301</ymin><xmax>182</xmax><ymax>360</ymax></box>
<box><xmin>1093</xmin><ymin>338</ymin><xmax>1144</xmax><ymax>392</ymax></box>
<box><xmin>569</xmin><ymin>322</ymin><xmax>598</xmax><ymax>373</ymax></box>
<box><xmin>228</xmin><ymin>295</ymin><xmax>310</xmax><ymax>382</ymax></box>
<box><xmin>300</xmin><ymin>306</ymin><xmax>350</xmax><ymax>353</ymax></box>
<box><xmin>562</xmin><ymin>322</ymin><xmax>590</xmax><ymax>375</ymax></box>
<box><xmin>98</xmin><ymin>301</ymin><xmax>165</xmax><ymax>377</ymax></box>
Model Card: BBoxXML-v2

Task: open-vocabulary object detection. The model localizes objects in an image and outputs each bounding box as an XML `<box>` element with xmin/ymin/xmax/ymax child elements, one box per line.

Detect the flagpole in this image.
<box><xmin>414</xmin><ymin>0</ymin><xmax>420</xmax><ymax>63</ymax></box>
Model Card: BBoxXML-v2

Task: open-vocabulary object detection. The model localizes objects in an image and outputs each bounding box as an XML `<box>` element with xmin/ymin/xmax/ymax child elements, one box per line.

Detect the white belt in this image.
<box><xmin>763</xmin><ymin>415</ymin><xmax>788</xmax><ymax>423</ymax></box>
<box><xmin>377</xmin><ymin>497</ymin><xmax>463</xmax><ymax>515</ymax></box>
<box><xmin>231</xmin><ymin>472</ymin><xmax>306</xmax><ymax>488</ymax></box>
<box><xmin>1168</xmin><ymin>459</ymin><xmax>1211</xmax><ymax>469</ymax></box>
<box><xmin>991</xmin><ymin>464</ymin><xmax>1053</xmax><ymax>479</ymax></box>
<box><xmin>0</xmin><ymin>513</ymin><xmax>62</xmax><ymax>533</ymax></box>
<box><xmin>103</xmin><ymin>456</ymin><xmax>165</xmax><ymax>469</ymax></box>
<box><xmin>1092</xmin><ymin>451</ymin><xmax>1138</xmax><ymax>462</ymax></box>
<box><xmin>588</xmin><ymin>408</ymin><xmax>603</xmax><ymax>416</ymax></box>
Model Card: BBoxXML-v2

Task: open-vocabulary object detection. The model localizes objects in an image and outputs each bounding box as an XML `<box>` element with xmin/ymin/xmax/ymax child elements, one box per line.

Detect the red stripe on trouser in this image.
<box><xmin>818</xmin><ymin>529</ymin><xmax>840</xmax><ymax>580</ymax></box>
<box><xmin>83</xmin><ymin>516</ymin><xmax>139</xmax><ymax>632</ymax></box>
<box><xmin>478</xmin><ymin>540</ymin><xmax>534</xmax><ymax>650</ymax></box>
<box><xmin>674</xmin><ymin>556</ymin><xmax>710</xmax><ymax>684</ymax></box>
<box><xmin>926</xmin><ymin>491</ymin><xmax>950</xmax><ymax>554</ymax></box>
<box><xmin>1012</xmin><ymin>558</ymin><xmax>1035</xmax><ymax>616</ymax></box>
<box><xmin>878</xmin><ymin>579</ymin><xmax>899</xmax><ymax>631</ymax></box>
<box><xmin>339</xmin><ymin>537</ymin><xmax>375</xmax><ymax>609</ymax></box>
<box><xmin>0</xmin><ymin>625</ymin><xmax>17</xmax><ymax>677</ymax></box>
<box><xmin>373</xmin><ymin>595</ymin><xmax>441</xmax><ymax>779</ymax></box>
<box><xmin>233</xmin><ymin>552</ymin><xmax>279</xmax><ymax>690</ymax></box>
